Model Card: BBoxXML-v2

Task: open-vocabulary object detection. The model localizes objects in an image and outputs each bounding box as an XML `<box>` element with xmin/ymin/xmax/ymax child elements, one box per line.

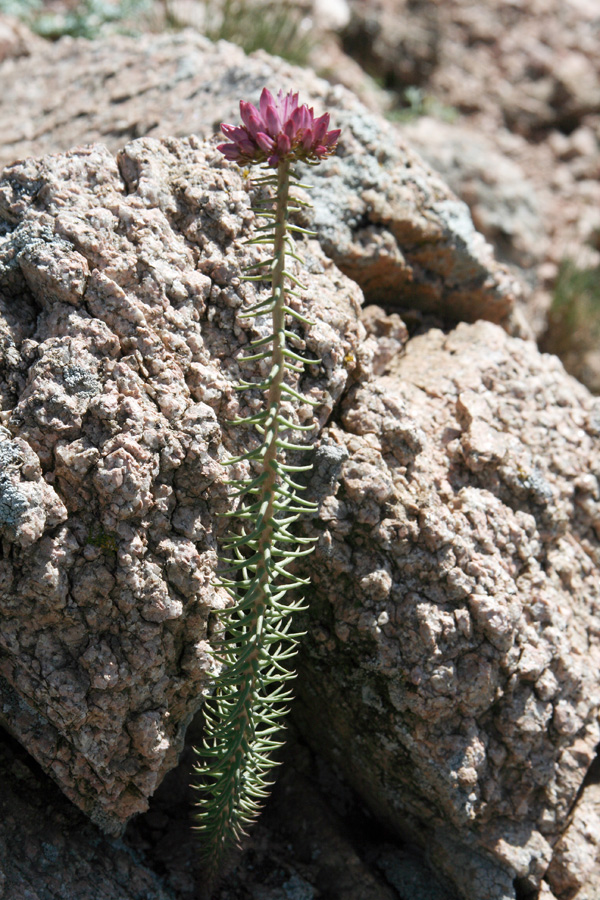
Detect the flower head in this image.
<box><xmin>218</xmin><ymin>88</ymin><xmax>341</xmax><ymax>168</ymax></box>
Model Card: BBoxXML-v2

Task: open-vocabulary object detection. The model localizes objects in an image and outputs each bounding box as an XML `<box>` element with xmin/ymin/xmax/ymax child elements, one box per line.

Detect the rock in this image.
<box><xmin>2</xmin><ymin>712</ymin><xmax>452</xmax><ymax>900</ymax></box>
<box><xmin>0</xmin><ymin>726</ymin><xmax>176</xmax><ymax>900</ymax></box>
<box><xmin>293</xmin><ymin>316</ymin><xmax>600</xmax><ymax>900</ymax></box>
<box><xmin>415</xmin><ymin>0</ymin><xmax>600</xmax><ymax>138</ymax></box>
<box><xmin>2</xmin><ymin>24</ymin><xmax>595</xmax><ymax>900</ymax></box>
<box><xmin>0</xmin><ymin>13</ymin><xmax>44</xmax><ymax>63</ymax></box>
<box><xmin>545</xmin><ymin>775</ymin><xmax>600</xmax><ymax>899</ymax></box>
<box><xmin>340</xmin><ymin>0</ymin><xmax>440</xmax><ymax>89</ymax></box>
<box><xmin>340</xmin><ymin>0</ymin><xmax>600</xmax><ymax>376</ymax></box>
<box><xmin>0</xmin><ymin>135</ymin><xmax>362</xmax><ymax>834</ymax></box>
<box><xmin>400</xmin><ymin>118</ymin><xmax>547</xmax><ymax>272</ymax></box>
<box><xmin>0</xmin><ymin>29</ymin><xmax>520</xmax><ymax>327</ymax></box>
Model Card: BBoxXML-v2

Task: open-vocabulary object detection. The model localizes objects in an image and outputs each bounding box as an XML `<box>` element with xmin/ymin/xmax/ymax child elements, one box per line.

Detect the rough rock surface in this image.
<box><xmin>342</xmin><ymin>0</ymin><xmax>600</xmax><ymax>137</ymax></box>
<box><xmin>546</xmin><ymin>775</ymin><xmax>600</xmax><ymax>900</ymax></box>
<box><xmin>0</xmin><ymin>27</ymin><xmax>520</xmax><ymax>328</ymax></box>
<box><xmin>1</xmin><ymin>22</ymin><xmax>599</xmax><ymax>900</ymax></box>
<box><xmin>336</xmin><ymin>0</ymin><xmax>600</xmax><ymax>386</ymax></box>
<box><xmin>293</xmin><ymin>317</ymin><xmax>600</xmax><ymax>900</ymax></box>
<box><xmin>0</xmin><ymin>135</ymin><xmax>362</xmax><ymax>833</ymax></box>
<box><xmin>0</xmin><ymin>727</ymin><xmax>176</xmax><ymax>900</ymax></box>
<box><xmin>0</xmin><ymin>720</ymin><xmax>455</xmax><ymax>900</ymax></box>
<box><xmin>400</xmin><ymin>120</ymin><xmax>547</xmax><ymax>271</ymax></box>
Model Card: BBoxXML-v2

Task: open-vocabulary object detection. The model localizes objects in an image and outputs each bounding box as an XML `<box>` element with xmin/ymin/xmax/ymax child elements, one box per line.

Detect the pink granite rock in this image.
<box><xmin>1</xmin><ymin>24</ymin><xmax>599</xmax><ymax>900</ymax></box>
<box><xmin>0</xmin><ymin>29</ymin><xmax>520</xmax><ymax>329</ymax></box>
<box><xmin>294</xmin><ymin>316</ymin><xmax>600</xmax><ymax>900</ymax></box>
<box><xmin>0</xmin><ymin>135</ymin><xmax>362</xmax><ymax>834</ymax></box>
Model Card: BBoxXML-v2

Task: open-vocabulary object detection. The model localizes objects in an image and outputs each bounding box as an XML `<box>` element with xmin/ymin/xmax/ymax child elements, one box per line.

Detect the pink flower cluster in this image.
<box><xmin>218</xmin><ymin>88</ymin><xmax>340</xmax><ymax>168</ymax></box>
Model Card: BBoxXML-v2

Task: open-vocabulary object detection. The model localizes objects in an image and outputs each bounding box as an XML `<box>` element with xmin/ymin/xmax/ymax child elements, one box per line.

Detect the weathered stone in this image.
<box><xmin>0</xmin><ymin>727</ymin><xmax>176</xmax><ymax>900</ymax></box>
<box><xmin>1</xmin><ymin>22</ymin><xmax>599</xmax><ymax>900</ymax></box>
<box><xmin>0</xmin><ymin>13</ymin><xmax>44</xmax><ymax>63</ymax></box>
<box><xmin>0</xmin><ymin>28</ymin><xmax>519</xmax><ymax>328</ymax></box>
<box><xmin>400</xmin><ymin>118</ymin><xmax>548</xmax><ymax>273</ymax></box>
<box><xmin>294</xmin><ymin>317</ymin><xmax>600</xmax><ymax>900</ymax></box>
<box><xmin>341</xmin><ymin>0</ymin><xmax>440</xmax><ymax>89</ymax></box>
<box><xmin>545</xmin><ymin>777</ymin><xmax>600</xmax><ymax>900</ymax></box>
<box><xmin>0</xmin><ymin>135</ymin><xmax>362</xmax><ymax>834</ymax></box>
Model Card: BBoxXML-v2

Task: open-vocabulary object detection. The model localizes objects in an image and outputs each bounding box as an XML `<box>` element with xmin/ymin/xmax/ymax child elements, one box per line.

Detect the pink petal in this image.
<box><xmin>240</xmin><ymin>101</ymin><xmax>262</xmax><ymax>136</ymax></box>
<box><xmin>300</xmin><ymin>106</ymin><xmax>313</xmax><ymax>129</ymax></box>
<box><xmin>324</xmin><ymin>129</ymin><xmax>341</xmax><ymax>147</ymax></box>
<box><xmin>255</xmin><ymin>131</ymin><xmax>275</xmax><ymax>152</ymax></box>
<box><xmin>248</xmin><ymin>111</ymin><xmax>263</xmax><ymax>138</ymax></box>
<box><xmin>221</xmin><ymin>123</ymin><xmax>249</xmax><ymax>143</ymax></box>
<box><xmin>276</xmin><ymin>134</ymin><xmax>291</xmax><ymax>156</ymax></box>
<box><xmin>284</xmin><ymin>117</ymin><xmax>296</xmax><ymax>140</ymax></box>
<box><xmin>217</xmin><ymin>143</ymin><xmax>242</xmax><ymax>160</ymax></box>
<box><xmin>313</xmin><ymin>113</ymin><xmax>330</xmax><ymax>143</ymax></box>
<box><xmin>289</xmin><ymin>106</ymin><xmax>310</xmax><ymax>136</ymax></box>
<box><xmin>289</xmin><ymin>108</ymin><xmax>302</xmax><ymax>132</ymax></box>
<box><xmin>281</xmin><ymin>90</ymin><xmax>299</xmax><ymax>121</ymax></box>
<box><xmin>238</xmin><ymin>137</ymin><xmax>256</xmax><ymax>154</ymax></box>
<box><xmin>265</xmin><ymin>104</ymin><xmax>282</xmax><ymax>136</ymax></box>
<box><xmin>301</xmin><ymin>128</ymin><xmax>314</xmax><ymax>150</ymax></box>
<box><xmin>267</xmin><ymin>153</ymin><xmax>280</xmax><ymax>167</ymax></box>
<box><xmin>260</xmin><ymin>88</ymin><xmax>276</xmax><ymax>121</ymax></box>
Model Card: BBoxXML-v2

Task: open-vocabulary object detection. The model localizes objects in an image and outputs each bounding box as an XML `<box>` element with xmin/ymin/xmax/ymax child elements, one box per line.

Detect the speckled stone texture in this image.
<box><xmin>0</xmin><ymin>730</ymin><xmax>177</xmax><ymax>900</ymax></box>
<box><xmin>0</xmin><ymin>136</ymin><xmax>362</xmax><ymax>834</ymax></box>
<box><xmin>294</xmin><ymin>317</ymin><xmax>600</xmax><ymax>900</ymax></box>
<box><xmin>0</xmin><ymin>28</ymin><xmax>520</xmax><ymax>329</ymax></box>
<box><xmin>1</xmin><ymin>28</ymin><xmax>600</xmax><ymax>900</ymax></box>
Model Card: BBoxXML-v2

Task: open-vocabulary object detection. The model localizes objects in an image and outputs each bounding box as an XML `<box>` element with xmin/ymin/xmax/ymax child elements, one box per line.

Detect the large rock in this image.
<box><xmin>0</xmin><ymin>135</ymin><xmax>361</xmax><ymax>833</ymax></box>
<box><xmin>0</xmin><ymin>28</ymin><xmax>519</xmax><ymax>327</ymax></box>
<box><xmin>0</xmin><ymin>727</ymin><xmax>176</xmax><ymax>900</ymax></box>
<box><xmin>294</xmin><ymin>316</ymin><xmax>600</xmax><ymax>900</ymax></box>
<box><xmin>342</xmin><ymin>0</ymin><xmax>600</xmax><ymax>137</ymax></box>
<box><xmin>338</xmin><ymin>0</ymin><xmax>600</xmax><ymax>381</ymax></box>
<box><xmin>2</xmin><ymin>26</ymin><xmax>599</xmax><ymax>900</ymax></box>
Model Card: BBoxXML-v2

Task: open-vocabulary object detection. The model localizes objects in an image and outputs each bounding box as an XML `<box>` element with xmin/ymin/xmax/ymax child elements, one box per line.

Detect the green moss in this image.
<box><xmin>0</xmin><ymin>0</ymin><xmax>152</xmax><ymax>39</ymax></box>
<box><xmin>386</xmin><ymin>86</ymin><xmax>458</xmax><ymax>124</ymax></box>
<box><xmin>198</xmin><ymin>0</ymin><xmax>313</xmax><ymax>66</ymax></box>
<box><xmin>543</xmin><ymin>260</ymin><xmax>600</xmax><ymax>391</ymax></box>
<box><xmin>86</xmin><ymin>523</ymin><xmax>117</xmax><ymax>553</ymax></box>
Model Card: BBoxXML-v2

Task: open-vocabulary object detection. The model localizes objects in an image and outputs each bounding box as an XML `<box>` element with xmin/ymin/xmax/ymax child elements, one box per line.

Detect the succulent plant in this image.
<box><xmin>193</xmin><ymin>88</ymin><xmax>339</xmax><ymax>875</ymax></box>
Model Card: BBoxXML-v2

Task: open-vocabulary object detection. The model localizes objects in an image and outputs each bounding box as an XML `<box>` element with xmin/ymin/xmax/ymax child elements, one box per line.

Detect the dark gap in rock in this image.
<box><xmin>123</xmin><ymin>717</ymin><xmax>453</xmax><ymax>900</ymax></box>
<box><xmin>513</xmin><ymin>876</ymin><xmax>538</xmax><ymax>900</ymax></box>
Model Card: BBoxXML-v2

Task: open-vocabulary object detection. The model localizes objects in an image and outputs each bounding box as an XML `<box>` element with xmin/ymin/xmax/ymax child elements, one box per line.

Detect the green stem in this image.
<box><xmin>194</xmin><ymin>162</ymin><xmax>298</xmax><ymax>872</ymax></box>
